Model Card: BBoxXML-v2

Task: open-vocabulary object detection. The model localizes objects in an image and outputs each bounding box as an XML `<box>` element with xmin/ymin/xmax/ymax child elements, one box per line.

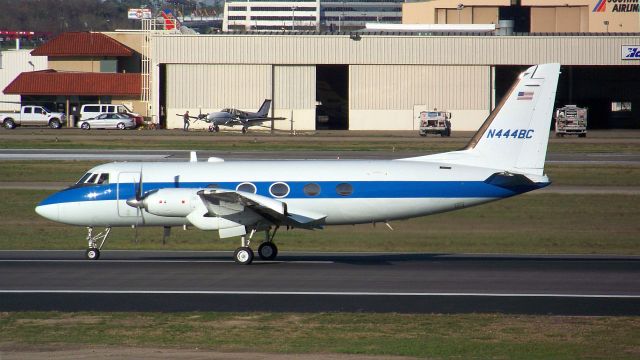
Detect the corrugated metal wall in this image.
<box><xmin>153</xmin><ymin>34</ymin><xmax>640</xmax><ymax>66</ymax></box>
<box><xmin>165</xmin><ymin>64</ymin><xmax>272</xmax><ymax>109</ymax></box>
<box><xmin>351</xmin><ymin>65</ymin><xmax>488</xmax><ymax>110</ymax></box>
<box><xmin>0</xmin><ymin>50</ymin><xmax>47</xmax><ymax>111</ymax></box>
<box><xmin>273</xmin><ymin>65</ymin><xmax>316</xmax><ymax>109</ymax></box>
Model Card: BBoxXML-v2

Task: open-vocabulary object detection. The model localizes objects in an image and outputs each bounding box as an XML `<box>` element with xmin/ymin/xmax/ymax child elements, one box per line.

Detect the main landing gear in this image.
<box><xmin>233</xmin><ymin>226</ymin><xmax>279</xmax><ymax>265</ymax></box>
<box><xmin>85</xmin><ymin>227</ymin><xmax>111</xmax><ymax>260</ymax></box>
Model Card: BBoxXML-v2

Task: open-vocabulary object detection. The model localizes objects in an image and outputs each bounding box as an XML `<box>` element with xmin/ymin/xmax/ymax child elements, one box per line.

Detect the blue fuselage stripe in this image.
<box><xmin>38</xmin><ymin>180</ymin><xmax>543</xmax><ymax>206</ymax></box>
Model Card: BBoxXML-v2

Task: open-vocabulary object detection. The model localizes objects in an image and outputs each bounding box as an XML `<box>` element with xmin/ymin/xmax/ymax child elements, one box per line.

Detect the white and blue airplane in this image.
<box><xmin>36</xmin><ymin>63</ymin><xmax>560</xmax><ymax>265</ymax></box>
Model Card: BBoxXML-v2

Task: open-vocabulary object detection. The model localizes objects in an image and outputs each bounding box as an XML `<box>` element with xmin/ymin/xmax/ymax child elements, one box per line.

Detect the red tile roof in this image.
<box><xmin>31</xmin><ymin>32</ymin><xmax>134</xmax><ymax>57</ymax></box>
<box><xmin>3</xmin><ymin>70</ymin><xmax>141</xmax><ymax>97</ymax></box>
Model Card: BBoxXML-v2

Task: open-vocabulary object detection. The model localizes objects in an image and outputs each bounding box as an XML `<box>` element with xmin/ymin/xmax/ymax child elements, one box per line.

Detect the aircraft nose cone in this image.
<box><xmin>35</xmin><ymin>203</ymin><xmax>59</xmax><ymax>222</ymax></box>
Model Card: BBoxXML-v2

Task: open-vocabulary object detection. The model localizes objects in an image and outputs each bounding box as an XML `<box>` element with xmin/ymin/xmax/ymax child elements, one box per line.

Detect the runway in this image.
<box><xmin>1</xmin><ymin>251</ymin><xmax>638</xmax><ymax>315</ymax></box>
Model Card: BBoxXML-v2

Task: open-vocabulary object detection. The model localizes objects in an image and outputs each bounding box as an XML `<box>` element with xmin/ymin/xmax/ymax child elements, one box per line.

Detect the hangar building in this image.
<box><xmin>150</xmin><ymin>32</ymin><xmax>640</xmax><ymax>131</ymax></box>
<box><xmin>147</xmin><ymin>0</ymin><xmax>640</xmax><ymax>131</ymax></box>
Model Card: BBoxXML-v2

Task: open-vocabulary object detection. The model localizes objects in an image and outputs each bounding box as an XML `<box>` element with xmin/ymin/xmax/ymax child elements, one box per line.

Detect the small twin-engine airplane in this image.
<box><xmin>37</xmin><ymin>64</ymin><xmax>560</xmax><ymax>265</ymax></box>
<box><xmin>187</xmin><ymin>99</ymin><xmax>286</xmax><ymax>133</ymax></box>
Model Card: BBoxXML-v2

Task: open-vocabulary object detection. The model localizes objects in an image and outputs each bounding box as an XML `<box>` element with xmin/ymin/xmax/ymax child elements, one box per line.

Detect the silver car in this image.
<box><xmin>77</xmin><ymin>113</ymin><xmax>136</xmax><ymax>130</ymax></box>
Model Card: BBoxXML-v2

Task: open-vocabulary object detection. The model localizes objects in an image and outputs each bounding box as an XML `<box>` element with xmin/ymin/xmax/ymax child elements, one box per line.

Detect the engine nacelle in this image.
<box><xmin>143</xmin><ymin>188</ymin><xmax>200</xmax><ymax>217</ymax></box>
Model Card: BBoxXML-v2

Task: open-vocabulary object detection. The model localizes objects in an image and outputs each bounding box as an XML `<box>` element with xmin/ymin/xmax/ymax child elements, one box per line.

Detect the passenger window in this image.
<box><xmin>107</xmin><ymin>106</ymin><xmax>115</xmax><ymax>113</ymax></box>
<box><xmin>34</xmin><ymin>108</ymin><xmax>43</xmax><ymax>114</ymax></box>
<box><xmin>24</xmin><ymin>108</ymin><xmax>32</xmax><ymax>114</ymax></box>
<box><xmin>87</xmin><ymin>173</ymin><xmax>98</xmax><ymax>183</ymax></box>
<box><xmin>303</xmin><ymin>183</ymin><xmax>321</xmax><ymax>197</ymax></box>
<box><xmin>336</xmin><ymin>183</ymin><xmax>353</xmax><ymax>196</ymax></box>
<box><xmin>269</xmin><ymin>182</ymin><xmax>290</xmax><ymax>198</ymax></box>
<box><xmin>236</xmin><ymin>182</ymin><xmax>257</xmax><ymax>194</ymax></box>
<box><xmin>97</xmin><ymin>173</ymin><xmax>109</xmax><ymax>184</ymax></box>
<box><xmin>76</xmin><ymin>173</ymin><xmax>92</xmax><ymax>184</ymax></box>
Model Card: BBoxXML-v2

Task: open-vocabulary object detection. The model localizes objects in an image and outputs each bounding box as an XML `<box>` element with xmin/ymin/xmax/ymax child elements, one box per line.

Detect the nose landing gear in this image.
<box><xmin>85</xmin><ymin>227</ymin><xmax>111</xmax><ymax>260</ymax></box>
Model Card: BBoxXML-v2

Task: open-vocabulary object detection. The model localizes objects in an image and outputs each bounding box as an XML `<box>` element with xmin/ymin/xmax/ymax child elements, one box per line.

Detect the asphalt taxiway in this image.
<box><xmin>1</xmin><ymin>251</ymin><xmax>638</xmax><ymax>315</ymax></box>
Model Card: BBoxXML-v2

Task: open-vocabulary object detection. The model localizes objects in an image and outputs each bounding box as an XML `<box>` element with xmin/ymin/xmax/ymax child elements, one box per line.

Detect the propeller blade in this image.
<box><xmin>136</xmin><ymin>169</ymin><xmax>143</xmax><ymax>200</ymax></box>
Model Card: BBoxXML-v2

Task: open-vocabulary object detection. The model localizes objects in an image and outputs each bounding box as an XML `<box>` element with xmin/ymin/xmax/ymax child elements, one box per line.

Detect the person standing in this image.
<box><xmin>183</xmin><ymin>111</ymin><xmax>190</xmax><ymax>131</ymax></box>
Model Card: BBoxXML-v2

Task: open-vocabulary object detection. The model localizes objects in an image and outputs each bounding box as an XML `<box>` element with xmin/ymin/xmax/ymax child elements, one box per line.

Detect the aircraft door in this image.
<box><xmin>117</xmin><ymin>172</ymin><xmax>141</xmax><ymax>217</ymax></box>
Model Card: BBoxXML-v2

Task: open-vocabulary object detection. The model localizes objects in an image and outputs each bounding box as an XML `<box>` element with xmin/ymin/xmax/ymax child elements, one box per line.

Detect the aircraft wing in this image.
<box><xmin>242</xmin><ymin>117</ymin><xmax>287</xmax><ymax>125</ymax></box>
<box><xmin>197</xmin><ymin>188</ymin><xmax>326</xmax><ymax>229</ymax></box>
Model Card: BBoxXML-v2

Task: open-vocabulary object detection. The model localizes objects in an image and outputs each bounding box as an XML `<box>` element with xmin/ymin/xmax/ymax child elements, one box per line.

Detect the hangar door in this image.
<box><xmin>163</xmin><ymin>64</ymin><xmax>271</xmax><ymax>128</ymax></box>
<box><xmin>273</xmin><ymin>65</ymin><xmax>316</xmax><ymax>131</ymax></box>
<box><xmin>495</xmin><ymin>65</ymin><xmax>640</xmax><ymax>129</ymax></box>
<box><xmin>316</xmin><ymin>65</ymin><xmax>349</xmax><ymax>130</ymax></box>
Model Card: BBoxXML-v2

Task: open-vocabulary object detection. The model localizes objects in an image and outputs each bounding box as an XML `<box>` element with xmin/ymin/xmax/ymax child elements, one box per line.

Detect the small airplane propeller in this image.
<box><xmin>125</xmin><ymin>169</ymin><xmax>168</xmax><ymax>245</ymax></box>
<box><xmin>125</xmin><ymin>171</ymin><xmax>145</xmax><ymax>243</ymax></box>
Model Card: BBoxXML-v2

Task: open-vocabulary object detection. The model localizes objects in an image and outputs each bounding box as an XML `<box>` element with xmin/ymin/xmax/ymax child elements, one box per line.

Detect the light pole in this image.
<box><xmin>457</xmin><ymin>3</ymin><xmax>464</xmax><ymax>24</ymax></box>
<box><xmin>292</xmin><ymin>6</ymin><xmax>297</xmax><ymax>30</ymax></box>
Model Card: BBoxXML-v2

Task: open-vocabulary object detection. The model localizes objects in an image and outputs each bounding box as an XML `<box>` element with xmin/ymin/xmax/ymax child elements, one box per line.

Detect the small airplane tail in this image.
<box><xmin>256</xmin><ymin>99</ymin><xmax>272</xmax><ymax>117</ymax></box>
<box><xmin>402</xmin><ymin>63</ymin><xmax>560</xmax><ymax>176</ymax></box>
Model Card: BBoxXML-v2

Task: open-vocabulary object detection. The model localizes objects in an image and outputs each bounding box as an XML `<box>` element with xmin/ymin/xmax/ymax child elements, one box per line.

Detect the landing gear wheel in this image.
<box><xmin>233</xmin><ymin>246</ymin><xmax>254</xmax><ymax>265</ymax></box>
<box><xmin>258</xmin><ymin>242</ymin><xmax>278</xmax><ymax>260</ymax></box>
<box><xmin>85</xmin><ymin>248</ymin><xmax>100</xmax><ymax>260</ymax></box>
<box><xmin>242</xmin><ymin>126</ymin><xmax>248</xmax><ymax>134</ymax></box>
<box><xmin>208</xmin><ymin>125</ymin><xmax>215</xmax><ymax>132</ymax></box>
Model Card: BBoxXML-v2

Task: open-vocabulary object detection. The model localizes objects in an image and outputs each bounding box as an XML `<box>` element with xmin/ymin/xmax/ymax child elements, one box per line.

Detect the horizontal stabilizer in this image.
<box><xmin>484</xmin><ymin>172</ymin><xmax>547</xmax><ymax>193</ymax></box>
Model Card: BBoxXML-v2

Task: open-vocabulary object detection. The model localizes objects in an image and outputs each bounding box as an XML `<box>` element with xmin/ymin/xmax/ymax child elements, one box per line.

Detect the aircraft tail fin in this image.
<box><xmin>401</xmin><ymin>63</ymin><xmax>560</xmax><ymax>176</ymax></box>
<box><xmin>256</xmin><ymin>99</ymin><xmax>272</xmax><ymax>117</ymax></box>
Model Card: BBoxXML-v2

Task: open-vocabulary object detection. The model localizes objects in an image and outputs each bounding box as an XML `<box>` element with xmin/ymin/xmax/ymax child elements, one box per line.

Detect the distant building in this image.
<box><xmin>223</xmin><ymin>0</ymin><xmax>403</xmax><ymax>31</ymax></box>
<box><xmin>403</xmin><ymin>0</ymin><xmax>640</xmax><ymax>33</ymax></box>
<box><xmin>0</xmin><ymin>50</ymin><xmax>47</xmax><ymax>111</ymax></box>
<box><xmin>2</xmin><ymin>32</ymin><xmax>144</xmax><ymax>124</ymax></box>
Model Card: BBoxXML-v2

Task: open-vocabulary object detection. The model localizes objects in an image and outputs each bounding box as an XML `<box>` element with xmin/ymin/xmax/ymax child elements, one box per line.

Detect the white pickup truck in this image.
<box><xmin>0</xmin><ymin>106</ymin><xmax>66</xmax><ymax>129</ymax></box>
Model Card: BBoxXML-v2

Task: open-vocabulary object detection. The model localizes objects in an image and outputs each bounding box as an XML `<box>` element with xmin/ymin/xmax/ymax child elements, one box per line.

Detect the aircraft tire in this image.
<box><xmin>242</xmin><ymin>126</ymin><xmax>248</xmax><ymax>134</ymax></box>
<box><xmin>258</xmin><ymin>242</ymin><xmax>278</xmax><ymax>260</ymax></box>
<box><xmin>208</xmin><ymin>125</ymin><xmax>215</xmax><ymax>132</ymax></box>
<box><xmin>85</xmin><ymin>248</ymin><xmax>100</xmax><ymax>260</ymax></box>
<box><xmin>214</xmin><ymin>125</ymin><xmax>220</xmax><ymax>132</ymax></box>
<box><xmin>233</xmin><ymin>246</ymin><xmax>254</xmax><ymax>265</ymax></box>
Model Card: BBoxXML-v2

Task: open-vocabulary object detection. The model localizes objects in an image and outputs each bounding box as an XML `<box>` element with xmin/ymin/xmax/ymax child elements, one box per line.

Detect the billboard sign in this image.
<box><xmin>128</xmin><ymin>8</ymin><xmax>152</xmax><ymax>20</ymax></box>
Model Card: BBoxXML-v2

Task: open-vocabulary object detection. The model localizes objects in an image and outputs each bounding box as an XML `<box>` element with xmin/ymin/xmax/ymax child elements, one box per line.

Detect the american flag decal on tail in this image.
<box><xmin>517</xmin><ymin>91</ymin><xmax>534</xmax><ymax>100</ymax></box>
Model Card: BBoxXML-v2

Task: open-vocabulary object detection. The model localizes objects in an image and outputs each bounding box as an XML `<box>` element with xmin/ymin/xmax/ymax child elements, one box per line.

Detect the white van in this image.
<box><xmin>79</xmin><ymin>104</ymin><xmax>143</xmax><ymax>126</ymax></box>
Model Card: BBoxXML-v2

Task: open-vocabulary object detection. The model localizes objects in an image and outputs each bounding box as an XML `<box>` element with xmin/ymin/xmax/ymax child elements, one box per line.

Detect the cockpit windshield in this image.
<box><xmin>76</xmin><ymin>173</ymin><xmax>93</xmax><ymax>185</ymax></box>
<box><xmin>73</xmin><ymin>172</ymin><xmax>110</xmax><ymax>186</ymax></box>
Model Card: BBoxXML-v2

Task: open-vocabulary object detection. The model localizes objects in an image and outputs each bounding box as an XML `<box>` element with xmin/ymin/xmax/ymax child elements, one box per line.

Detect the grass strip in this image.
<box><xmin>0</xmin><ymin>312</ymin><xmax>638</xmax><ymax>359</ymax></box>
<box><xmin>1</xmin><ymin>134</ymin><xmax>639</xmax><ymax>153</ymax></box>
